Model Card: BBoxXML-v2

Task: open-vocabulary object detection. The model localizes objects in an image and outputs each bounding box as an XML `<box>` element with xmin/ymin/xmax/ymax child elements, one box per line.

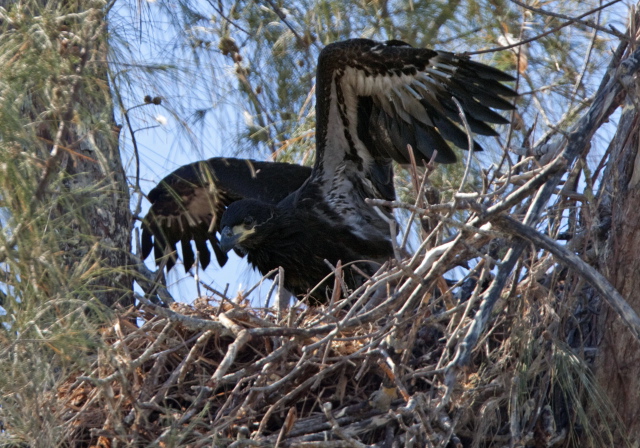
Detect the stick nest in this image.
<box><xmin>53</xmin><ymin>244</ymin><xmax>612</xmax><ymax>447</ymax></box>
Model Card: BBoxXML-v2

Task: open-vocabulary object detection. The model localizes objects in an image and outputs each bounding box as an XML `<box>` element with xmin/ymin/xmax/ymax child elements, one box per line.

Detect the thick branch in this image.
<box><xmin>493</xmin><ymin>216</ymin><xmax>640</xmax><ymax>341</ymax></box>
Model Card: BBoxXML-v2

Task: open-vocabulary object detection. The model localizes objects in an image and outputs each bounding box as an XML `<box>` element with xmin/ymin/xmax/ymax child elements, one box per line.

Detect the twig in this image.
<box><xmin>510</xmin><ymin>0</ymin><xmax>624</xmax><ymax>39</ymax></box>
<box><xmin>209</xmin><ymin>328</ymin><xmax>252</xmax><ymax>386</ymax></box>
<box><xmin>255</xmin><ymin>361</ymin><xmax>347</xmax><ymax>437</ymax></box>
<box><xmin>219</xmin><ymin>340</ymin><xmax>297</xmax><ymax>384</ymax></box>
<box><xmin>178</xmin><ymin>329</ymin><xmax>214</xmax><ymax>383</ymax></box>
<box><xmin>136</xmin><ymin>294</ymin><xmax>232</xmax><ymax>335</ymax></box>
<box><xmin>262</xmin><ymin>0</ymin><xmax>321</xmax><ymax>51</ymax></box>
<box><xmin>322</xmin><ymin>402</ymin><xmax>368</xmax><ymax>448</ymax></box>
<box><xmin>493</xmin><ymin>215</ymin><xmax>640</xmax><ymax>340</ymax></box>
<box><xmin>451</xmin><ymin>97</ymin><xmax>475</xmax><ymax>195</ymax></box>
<box><xmin>468</xmin><ymin>0</ymin><xmax>624</xmax><ymax>56</ymax></box>
<box><xmin>372</xmin><ymin>206</ymin><xmax>401</xmax><ymax>261</ymax></box>
<box><xmin>366</xmin><ymin>198</ymin><xmax>472</xmax><ymax>216</ymax></box>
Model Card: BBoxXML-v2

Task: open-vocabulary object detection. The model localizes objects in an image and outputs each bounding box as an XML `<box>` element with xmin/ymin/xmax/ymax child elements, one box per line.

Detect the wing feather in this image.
<box><xmin>315</xmin><ymin>38</ymin><xmax>516</xmax><ymax>169</ymax></box>
<box><xmin>141</xmin><ymin>157</ymin><xmax>311</xmax><ymax>272</ymax></box>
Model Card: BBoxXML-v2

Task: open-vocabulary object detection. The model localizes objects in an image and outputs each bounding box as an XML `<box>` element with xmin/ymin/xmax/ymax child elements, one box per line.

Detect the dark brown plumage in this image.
<box><xmin>141</xmin><ymin>158</ymin><xmax>310</xmax><ymax>271</ymax></box>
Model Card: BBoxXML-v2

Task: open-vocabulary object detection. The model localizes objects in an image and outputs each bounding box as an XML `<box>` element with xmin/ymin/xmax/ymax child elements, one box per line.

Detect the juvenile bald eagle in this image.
<box><xmin>142</xmin><ymin>38</ymin><xmax>516</xmax><ymax>302</ymax></box>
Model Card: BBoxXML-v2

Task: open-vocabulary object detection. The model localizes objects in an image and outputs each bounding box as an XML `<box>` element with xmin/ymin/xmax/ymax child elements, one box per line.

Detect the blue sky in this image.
<box><xmin>112</xmin><ymin>0</ymin><xmax>278</xmax><ymax>305</ymax></box>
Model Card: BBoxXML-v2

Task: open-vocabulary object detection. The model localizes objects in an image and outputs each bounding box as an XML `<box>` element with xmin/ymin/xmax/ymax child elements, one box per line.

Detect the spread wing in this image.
<box><xmin>314</xmin><ymin>38</ymin><xmax>516</xmax><ymax>176</ymax></box>
<box><xmin>141</xmin><ymin>157</ymin><xmax>311</xmax><ymax>271</ymax></box>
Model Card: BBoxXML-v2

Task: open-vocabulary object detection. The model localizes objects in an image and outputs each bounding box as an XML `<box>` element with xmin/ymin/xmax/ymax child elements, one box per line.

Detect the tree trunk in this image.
<box><xmin>0</xmin><ymin>1</ymin><xmax>132</xmax><ymax>308</ymax></box>
<box><xmin>594</xmin><ymin>81</ymin><xmax>640</xmax><ymax>440</ymax></box>
<box><xmin>57</xmin><ymin>38</ymin><xmax>133</xmax><ymax>309</ymax></box>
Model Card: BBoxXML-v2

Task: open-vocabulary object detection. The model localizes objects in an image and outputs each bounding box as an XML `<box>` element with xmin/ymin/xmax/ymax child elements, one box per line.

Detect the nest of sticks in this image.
<box><xmin>54</xmin><ymin>202</ymin><xmax>616</xmax><ymax>447</ymax></box>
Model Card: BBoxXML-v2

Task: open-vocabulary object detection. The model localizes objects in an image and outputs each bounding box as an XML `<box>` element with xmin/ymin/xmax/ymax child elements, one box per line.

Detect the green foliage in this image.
<box><xmin>0</xmin><ymin>2</ymin><xmax>124</xmax><ymax>444</ymax></box>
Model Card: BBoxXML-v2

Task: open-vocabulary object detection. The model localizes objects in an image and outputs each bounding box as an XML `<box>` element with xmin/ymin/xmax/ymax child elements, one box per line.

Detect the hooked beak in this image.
<box><xmin>220</xmin><ymin>226</ymin><xmax>241</xmax><ymax>253</ymax></box>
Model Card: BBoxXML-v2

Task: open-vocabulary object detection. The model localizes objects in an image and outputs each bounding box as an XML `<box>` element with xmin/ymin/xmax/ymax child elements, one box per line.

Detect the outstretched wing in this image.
<box><xmin>314</xmin><ymin>38</ymin><xmax>516</xmax><ymax>174</ymax></box>
<box><xmin>141</xmin><ymin>157</ymin><xmax>311</xmax><ymax>272</ymax></box>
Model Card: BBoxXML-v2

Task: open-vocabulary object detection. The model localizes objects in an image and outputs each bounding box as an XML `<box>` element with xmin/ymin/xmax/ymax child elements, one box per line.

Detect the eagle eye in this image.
<box><xmin>243</xmin><ymin>216</ymin><xmax>255</xmax><ymax>227</ymax></box>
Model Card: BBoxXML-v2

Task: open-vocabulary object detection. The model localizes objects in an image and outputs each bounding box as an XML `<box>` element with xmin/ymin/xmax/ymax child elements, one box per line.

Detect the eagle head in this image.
<box><xmin>219</xmin><ymin>199</ymin><xmax>275</xmax><ymax>254</ymax></box>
